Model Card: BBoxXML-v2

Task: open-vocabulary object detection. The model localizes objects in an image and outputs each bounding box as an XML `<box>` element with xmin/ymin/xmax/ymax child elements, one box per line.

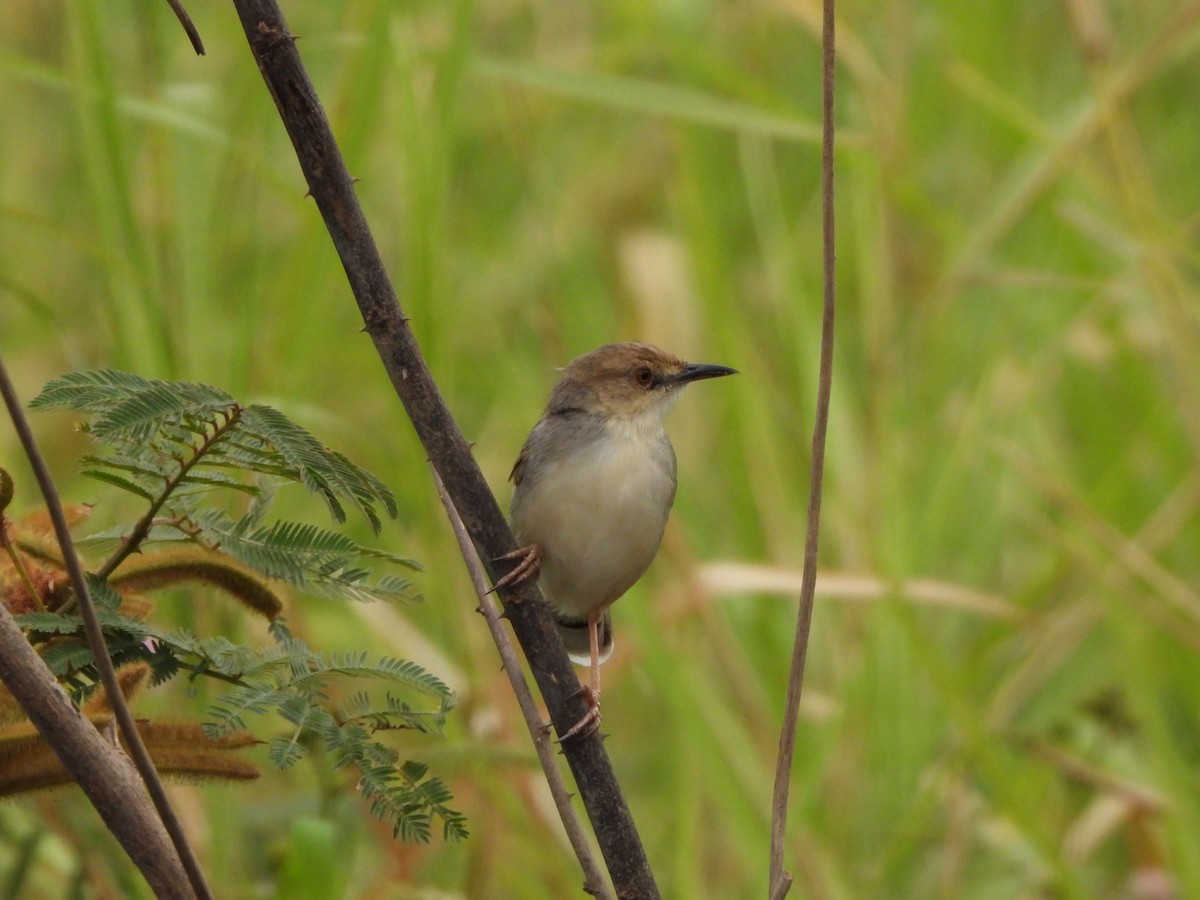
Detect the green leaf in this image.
<box><xmin>81</xmin><ymin>451</ymin><xmax>171</xmax><ymax>480</ymax></box>
<box><xmin>206</xmin><ymin>683</ymin><xmax>295</xmax><ymax>737</ymax></box>
<box><xmin>76</xmin><ymin>522</ymin><xmax>191</xmax><ymax>550</ymax></box>
<box><xmin>86</xmin><ymin>574</ymin><xmax>126</xmax><ymax>611</ymax></box>
<box><xmin>178</xmin><ymin>471</ymin><xmax>261</xmax><ymax>494</ymax></box>
<box><xmin>187</xmin><ymin>510</ymin><xmax>420</xmax><ymax>605</ymax></box>
<box><xmin>38</xmin><ymin>639</ymin><xmax>96</xmax><ymax>675</ymax></box>
<box><xmin>81</xmin><ymin>468</ymin><xmax>155</xmax><ymax>500</ymax></box>
<box><xmin>36</xmin><ymin>370</ymin><xmax>401</xmax><ymax>541</ymax></box>
<box><xmin>239</xmin><ymin>405</ymin><xmax>396</xmax><ymax>533</ymax></box>
<box><xmin>29</xmin><ymin>369</ymin><xmax>157</xmax><ymax>412</ymax></box>
<box><xmin>268</xmin><ymin>736</ymin><xmax>308</xmax><ymax>769</ymax></box>
<box><xmin>31</xmin><ymin>371</ymin><xmax>236</xmax><ymax>443</ymax></box>
<box><xmin>15</xmin><ymin>611</ymin><xmax>89</xmax><ymax>634</ymax></box>
<box><xmin>400</xmin><ymin>759</ymin><xmax>429</xmax><ymax>781</ymax></box>
<box><xmin>26</xmin><ymin>370</ymin><xmax>459</xmax><ymax>843</ymax></box>
<box><xmin>90</xmin><ymin>384</ymin><xmax>233</xmax><ymax>442</ymax></box>
<box><xmin>285</xmin><ymin>653</ymin><xmax>453</xmax><ymax>703</ymax></box>
<box><xmin>351</xmin><ymin>755</ymin><xmax>467</xmax><ymax>842</ymax></box>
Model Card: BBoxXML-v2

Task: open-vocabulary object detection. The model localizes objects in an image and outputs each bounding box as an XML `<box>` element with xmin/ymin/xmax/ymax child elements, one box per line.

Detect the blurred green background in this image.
<box><xmin>3</xmin><ymin>0</ymin><xmax>1200</xmax><ymax>897</ymax></box>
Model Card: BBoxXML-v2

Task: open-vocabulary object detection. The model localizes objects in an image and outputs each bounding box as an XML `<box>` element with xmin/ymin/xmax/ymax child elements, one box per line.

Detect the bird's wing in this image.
<box><xmin>509</xmin><ymin>444</ymin><xmax>528</xmax><ymax>485</ymax></box>
<box><xmin>506</xmin><ymin>448</ymin><xmax>525</xmax><ymax>487</ymax></box>
<box><xmin>510</xmin><ymin>409</ymin><xmax>594</xmax><ymax>486</ymax></box>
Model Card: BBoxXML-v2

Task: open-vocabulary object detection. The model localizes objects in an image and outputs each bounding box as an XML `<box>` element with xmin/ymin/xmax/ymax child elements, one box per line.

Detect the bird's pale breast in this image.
<box><xmin>510</xmin><ymin>418</ymin><xmax>677</xmax><ymax>621</ymax></box>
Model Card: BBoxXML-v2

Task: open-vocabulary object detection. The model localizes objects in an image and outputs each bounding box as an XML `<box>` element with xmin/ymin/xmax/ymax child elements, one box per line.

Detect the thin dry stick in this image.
<box><xmin>164</xmin><ymin>0</ymin><xmax>205</xmax><ymax>55</ymax></box>
<box><xmin>0</xmin><ymin>357</ymin><xmax>213</xmax><ymax>900</ymax></box>
<box><xmin>430</xmin><ymin>466</ymin><xmax>614</xmax><ymax>900</ymax></box>
<box><xmin>768</xmin><ymin>0</ymin><xmax>836</xmax><ymax>897</ymax></box>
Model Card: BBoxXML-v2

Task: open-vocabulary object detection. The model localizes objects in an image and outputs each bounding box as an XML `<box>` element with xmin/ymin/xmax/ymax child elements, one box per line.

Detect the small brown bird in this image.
<box><xmin>492</xmin><ymin>342</ymin><xmax>736</xmax><ymax>738</ymax></box>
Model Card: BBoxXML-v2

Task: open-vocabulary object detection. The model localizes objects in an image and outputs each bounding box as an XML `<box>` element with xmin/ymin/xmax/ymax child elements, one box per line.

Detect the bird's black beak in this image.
<box><xmin>671</xmin><ymin>362</ymin><xmax>739</xmax><ymax>385</ymax></box>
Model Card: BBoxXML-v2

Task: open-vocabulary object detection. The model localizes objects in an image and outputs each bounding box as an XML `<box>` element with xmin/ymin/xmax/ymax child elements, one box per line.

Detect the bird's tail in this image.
<box><xmin>554</xmin><ymin>609</ymin><xmax>614</xmax><ymax>666</ymax></box>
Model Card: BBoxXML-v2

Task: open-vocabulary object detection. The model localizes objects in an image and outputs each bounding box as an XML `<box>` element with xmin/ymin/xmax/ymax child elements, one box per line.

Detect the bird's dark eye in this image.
<box><xmin>633</xmin><ymin>366</ymin><xmax>655</xmax><ymax>388</ymax></box>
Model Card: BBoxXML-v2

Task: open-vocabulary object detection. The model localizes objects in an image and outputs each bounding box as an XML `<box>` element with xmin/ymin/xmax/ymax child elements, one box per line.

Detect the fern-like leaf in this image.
<box><xmin>187</xmin><ymin>510</ymin><xmax>420</xmax><ymax>605</ymax></box>
<box><xmin>338</xmin><ymin>691</ymin><xmax>447</xmax><ymax>736</ymax></box>
<box><xmin>29</xmin><ymin>369</ymin><xmax>158</xmax><ymax>412</ymax></box>
<box><xmin>282</xmin><ymin>653</ymin><xmax>453</xmax><ymax>705</ymax></box>
<box><xmin>32</xmin><ymin>370</ymin><xmax>399</xmax><ymax>534</ymax></box>
<box><xmin>353</xmin><ymin>756</ymin><xmax>468</xmax><ymax>842</ymax></box>
<box><xmin>79</xmin><ymin>469</ymin><xmax>156</xmax><ymax>500</ymax></box>
<box><xmin>205</xmin><ymin>683</ymin><xmax>296</xmax><ymax>737</ymax></box>
<box><xmin>16</xmin><ymin>611</ymin><xmax>91</xmax><ymax>634</ymax></box>
<box><xmin>238</xmin><ymin>405</ymin><xmax>394</xmax><ymax>532</ymax></box>
<box><xmin>268</xmin><ymin>736</ymin><xmax>308</xmax><ymax>769</ymax></box>
<box><xmin>25</xmin><ymin>370</ymin><xmax>459</xmax><ymax>842</ymax></box>
<box><xmin>90</xmin><ymin>382</ymin><xmax>236</xmax><ymax>442</ymax></box>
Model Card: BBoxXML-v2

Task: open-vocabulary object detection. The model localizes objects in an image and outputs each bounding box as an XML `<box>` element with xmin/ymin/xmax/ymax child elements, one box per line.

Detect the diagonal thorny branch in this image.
<box><xmin>228</xmin><ymin>1</ymin><xmax>659</xmax><ymax>896</ymax></box>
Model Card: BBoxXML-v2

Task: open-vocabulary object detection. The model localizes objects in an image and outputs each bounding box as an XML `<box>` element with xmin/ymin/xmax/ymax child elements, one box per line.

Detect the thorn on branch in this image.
<box><xmin>255</xmin><ymin>20</ymin><xmax>298</xmax><ymax>47</ymax></box>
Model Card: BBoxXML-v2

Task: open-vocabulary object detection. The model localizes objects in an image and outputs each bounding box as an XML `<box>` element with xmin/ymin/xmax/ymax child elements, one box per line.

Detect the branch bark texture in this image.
<box><xmin>228</xmin><ymin>2</ymin><xmax>659</xmax><ymax>896</ymax></box>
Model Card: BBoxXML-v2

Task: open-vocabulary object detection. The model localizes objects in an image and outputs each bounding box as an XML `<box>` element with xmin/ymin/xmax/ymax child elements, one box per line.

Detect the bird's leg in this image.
<box><xmin>488</xmin><ymin>543</ymin><xmax>542</xmax><ymax>595</ymax></box>
<box><xmin>587</xmin><ymin>609</ymin><xmax>602</xmax><ymax>701</ymax></box>
<box><xmin>557</xmin><ymin>609</ymin><xmax>603</xmax><ymax>742</ymax></box>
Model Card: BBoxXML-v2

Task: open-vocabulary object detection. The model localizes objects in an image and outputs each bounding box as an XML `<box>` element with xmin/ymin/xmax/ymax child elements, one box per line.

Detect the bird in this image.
<box><xmin>491</xmin><ymin>342</ymin><xmax>736</xmax><ymax>739</ymax></box>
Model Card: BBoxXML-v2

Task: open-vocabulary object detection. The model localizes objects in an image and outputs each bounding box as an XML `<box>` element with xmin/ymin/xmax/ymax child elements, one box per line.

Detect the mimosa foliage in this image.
<box><xmin>14</xmin><ymin>371</ymin><xmax>466</xmax><ymax>841</ymax></box>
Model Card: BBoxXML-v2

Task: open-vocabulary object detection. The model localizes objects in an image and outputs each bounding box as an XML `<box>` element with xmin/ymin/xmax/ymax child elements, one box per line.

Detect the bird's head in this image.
<box><xmin>547</xmin><ymin>342</ymin><xmax>737</xmax><ymax>422</ymax></box>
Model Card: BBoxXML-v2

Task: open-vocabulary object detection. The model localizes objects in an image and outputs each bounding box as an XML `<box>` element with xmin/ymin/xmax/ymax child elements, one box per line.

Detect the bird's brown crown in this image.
<box><xmin>547</xmin><ymin>343</ymin><xmax>690</xmax><ymax>419</ymax></box>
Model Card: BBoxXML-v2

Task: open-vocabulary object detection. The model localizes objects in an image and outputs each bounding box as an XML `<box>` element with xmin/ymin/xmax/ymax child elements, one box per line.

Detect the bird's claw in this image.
<box><xmin>488</xmin><ymin>543</ymin><xmax>543</xmax><ymax>595</ymax></box>
<box><xmin>556</xmin><ymin>708</ymin><xmax>601</xmax><ymax>743</ymax></box>
<box><xmin>555</xmin><ymin>685</ymin><xmax>601</xmax><ymax>743</ymax></box>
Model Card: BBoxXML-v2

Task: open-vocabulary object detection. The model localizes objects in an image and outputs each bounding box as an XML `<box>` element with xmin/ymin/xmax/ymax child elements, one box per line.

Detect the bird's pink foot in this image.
<box><xmin>489</xmin><ymin>543</ymin><xmax>543</xmax><ymax>595</ymax></box>
<box><xmin>556</xmin><ymin>685</ymin><xmax>601</xmax><ymax>743</ymax></box>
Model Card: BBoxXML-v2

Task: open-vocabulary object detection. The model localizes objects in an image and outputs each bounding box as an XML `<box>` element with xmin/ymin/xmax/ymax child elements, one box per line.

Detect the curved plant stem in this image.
<box><xmin>768</xmin><ymin>0</ymin><xmax>837</xmax><ymax>896</ymax></box>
